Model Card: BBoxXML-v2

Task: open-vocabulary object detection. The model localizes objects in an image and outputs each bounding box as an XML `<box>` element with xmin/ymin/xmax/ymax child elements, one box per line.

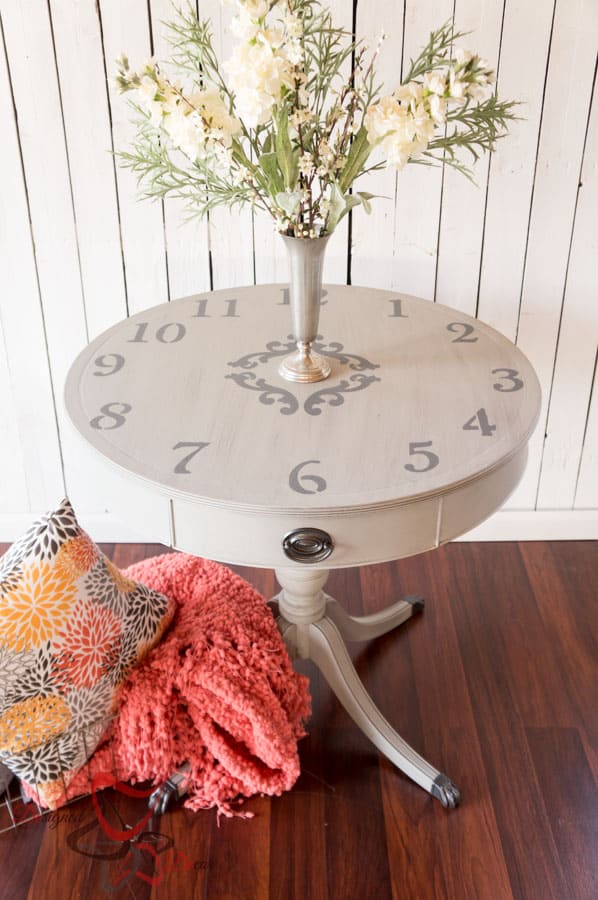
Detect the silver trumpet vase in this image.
<box><xmin>278</xmin><ymin>233</ymin><xmax>331</xmax><ymax>383</ymax></box>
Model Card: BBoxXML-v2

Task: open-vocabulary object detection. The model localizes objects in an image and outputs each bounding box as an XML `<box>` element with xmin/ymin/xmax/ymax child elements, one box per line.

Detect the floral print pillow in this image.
<box><xmin>0</xmin><ymin>499</ymin><xmax>175</xmax><ymax>806</ymax></box>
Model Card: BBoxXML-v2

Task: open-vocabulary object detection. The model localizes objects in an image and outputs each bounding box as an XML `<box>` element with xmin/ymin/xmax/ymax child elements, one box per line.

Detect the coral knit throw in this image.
<box><xmin>29</xmin><ymin>553</ymin><xmax>311</xmax><ymax>817</ymax></box>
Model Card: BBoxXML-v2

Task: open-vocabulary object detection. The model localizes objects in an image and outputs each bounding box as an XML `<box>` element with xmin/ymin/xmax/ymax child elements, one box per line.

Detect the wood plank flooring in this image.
<box><xmin>0</xmin><ymin>541</ymin><xmax>596</xmax><ymax>900</ymax></box>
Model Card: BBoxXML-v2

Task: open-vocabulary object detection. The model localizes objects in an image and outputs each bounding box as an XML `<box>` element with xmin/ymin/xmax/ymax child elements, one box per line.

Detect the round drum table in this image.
<box><xmin>65</xmin><ymin>284</ymin><xmax>541</xmax><ymax>808</ymax></box>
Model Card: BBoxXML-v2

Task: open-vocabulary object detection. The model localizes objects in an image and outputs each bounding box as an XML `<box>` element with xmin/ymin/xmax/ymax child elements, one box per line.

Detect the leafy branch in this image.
<box><xmin>403</xmin><ymin>20</ymin><xmax>468</xmax><ymax>81</ymax></box>
<box><xmin>115</xmin><ymin>3</ymin><xmax>520</xmax><ymax>235</ymax></box>
<box><xmin>424</xmin><ymin>96</ymin><xmax>520</xmax><ymax>178</ymax></box>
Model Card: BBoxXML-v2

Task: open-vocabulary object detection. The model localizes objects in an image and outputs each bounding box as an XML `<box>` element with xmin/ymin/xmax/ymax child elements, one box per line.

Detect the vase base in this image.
<box><xmin>279</xmin><ymin>349</ymin><xmax>331</xmax><ymax>383</ymax></box>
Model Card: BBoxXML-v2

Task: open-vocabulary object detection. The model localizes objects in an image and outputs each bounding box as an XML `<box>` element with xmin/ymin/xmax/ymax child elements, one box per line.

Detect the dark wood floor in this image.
<box><xmin>0</xmin><ymin>541</ymin><xmax>596</xmax><ymax>900</ymax></box>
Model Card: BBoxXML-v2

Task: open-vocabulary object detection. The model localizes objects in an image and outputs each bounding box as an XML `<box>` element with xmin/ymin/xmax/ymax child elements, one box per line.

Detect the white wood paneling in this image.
<box><xmin>319</xmin><ymin>0</ymin><xmax>351</xmax><ymax>286</ymax></box>
<box><xmin>149</xmin><ymin>0</ymin><xmax>212</xmax><ymax>299</ymax></box>
<box><xmin>537</xmin><ymin>74</ymin><xmax>598</xmax><ymax>509</ymax></box>
<box><xmin>351</xmin><ymin>0</ymin><xmax>403</xmax><ymax>290</ymax></box>
<box><xmin>0</xmin><ymin>0</ymin><xmax>108</xmax><ymax>513</ymax></box>
<box><xmin>576</xmin><ymin>363</ymin><xmax>598</xmax><ymax>509</ymax></box>
<box><xmin>435</xmin><ymin>0</ymin><xmax>503</xmax><ymax>316</ymax></box>
<box><xmin>477</xmin><ymin>0</ymin><xmax>555</xmax><ymax>342</ymax></box>
<box><xmin>508</xmin><ymin>0</ymin><xmax>598</xmax><ymax>509</ymax></box>
<box><xmin>458</xmin><ymin>509</ymin><xmax>598</xmax><ymax>541</ymax></box>
<box><xmin>0</xmin><ymin>0</ymin><xmax>596</xmax><ymax>541</ymax></box>
<box><xmin>99</xmin><ymin>0</ymin><xmax>169</xmax><ymax>313</ymax></box>
<box><xmin>0</xmin><ymin>314</ymin><xmax>29</xmax><ymax>510</ymax></box>
<box><xmin>49</xmin><ymin>0</ymin><xmax>128</xmax><ymax>339</ymax></box>
<box><xmin>201</xmin><ymin>0</ymin><xmax>255</xmax><ymax>290</ymax></box>
<box><xmin>0</xmin><ymin>20</ymin><xmax>64</xmax><ymax>512</ymax></box>
<box><xmin>392</xmin><ymin>0</ymin><xmax>453</xmax><ymax>300</ymax></box>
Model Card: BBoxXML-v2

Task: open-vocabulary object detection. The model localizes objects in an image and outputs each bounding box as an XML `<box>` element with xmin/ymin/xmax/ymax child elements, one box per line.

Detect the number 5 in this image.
<box><xmin>404</xmin><ymin>441</ymin><xmax>439</xmax><ymax>473</ymax></box>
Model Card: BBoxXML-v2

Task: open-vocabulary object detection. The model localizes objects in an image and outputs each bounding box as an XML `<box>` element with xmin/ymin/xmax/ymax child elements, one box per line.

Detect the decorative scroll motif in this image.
<box><xmin>304</xmin><ymin>374</ymin><xmax>381</xmax><ymax>416</ymax></box>
<box><xmin>312</xmin><ymin>339</ymin><xmax>379</xmax><ymax>372</ymax></box>
<box><xmin>227</xmin><ymin>337</ymin><xmax>380</xmax><ymax>416</ymax></box>
<box><xmin>228</xmin><ymin>338</ymin><xmax>297</xmax><ymax>370</ymax></box>
<box><xmin>229</xmin><ymin>336</ymin><xmax>379</xmax><ymax>373</ymax></box>
<box><xmin>225</xmin><ymin>372</ymin><xmax>299</xmax><ymax>415</ymax></box>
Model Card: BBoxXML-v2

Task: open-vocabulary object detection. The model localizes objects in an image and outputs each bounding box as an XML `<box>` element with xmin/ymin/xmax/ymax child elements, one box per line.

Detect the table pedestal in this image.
<box><xmin>271</xmin><ymin>568</ymin><xmax>461</xmax><ymax>809</ymax></box>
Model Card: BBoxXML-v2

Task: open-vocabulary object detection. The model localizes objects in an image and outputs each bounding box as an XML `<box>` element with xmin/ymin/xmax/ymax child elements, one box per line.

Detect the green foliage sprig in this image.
<box><xmin>116</xmin><ymin>1</ymin><xmax>519</xmax><ymax>236</ymax></box>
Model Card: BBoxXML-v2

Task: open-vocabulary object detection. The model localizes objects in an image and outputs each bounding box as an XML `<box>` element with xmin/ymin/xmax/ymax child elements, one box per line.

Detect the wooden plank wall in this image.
<box><xmin>0</xmin><ymin>0</ymin><xmax>596</xmax><ymax>542</ymax></box>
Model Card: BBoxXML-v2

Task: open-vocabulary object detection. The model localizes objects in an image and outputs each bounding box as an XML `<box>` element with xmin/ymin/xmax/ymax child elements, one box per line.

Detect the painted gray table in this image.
<box><xmin>65</xmin><ymin>284</ymin><xmax>541</xmax><ymax>808</ymax></box>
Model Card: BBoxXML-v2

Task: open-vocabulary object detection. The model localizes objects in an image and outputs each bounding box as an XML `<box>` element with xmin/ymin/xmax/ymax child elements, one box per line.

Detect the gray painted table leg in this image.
<box><xmin>306</xmin><ymin>617</ymin><xmax>460</xmax><ymax>808</ymax></box>
<box><xmin>324</xmin><ymin>595</ymin><xmax>424</xmax><ymax>642</ymax></box>
<box><xmin>273</xmin><ymin>568</ymin><xmax>461</xmax><ymax>808</ymax></box>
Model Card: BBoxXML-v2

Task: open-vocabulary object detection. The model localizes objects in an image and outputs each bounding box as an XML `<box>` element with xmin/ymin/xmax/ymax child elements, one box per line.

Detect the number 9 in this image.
<box><xmin>94</xmin><ymin>354</ymin><xmax>125</xmax><ymax>376</ymax></box>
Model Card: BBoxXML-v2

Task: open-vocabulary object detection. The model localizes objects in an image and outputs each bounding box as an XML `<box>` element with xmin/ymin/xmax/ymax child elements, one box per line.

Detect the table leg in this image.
<box><xmin>324</xmin><ymin>595</ymin><xmax>424</xmax><ymax>642</ymax></box>
<box><xmin>273</xmin><ymin>567</ymin><xmax>461</xmax><ymax>809</ymax></box>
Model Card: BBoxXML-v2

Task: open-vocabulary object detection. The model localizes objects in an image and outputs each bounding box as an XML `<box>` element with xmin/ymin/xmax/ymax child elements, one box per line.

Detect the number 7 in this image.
<box><xmin>172</xmin><ymin>442</ymin><xmax>210</xmax><ymax>474</ymax></box>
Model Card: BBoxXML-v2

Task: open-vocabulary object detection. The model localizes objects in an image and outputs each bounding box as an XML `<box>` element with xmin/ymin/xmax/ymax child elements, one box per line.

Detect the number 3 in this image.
<box><xmin>492</xmin><ymin>368</ymin><xmax>524</xmax><ymax>392</ymax></box>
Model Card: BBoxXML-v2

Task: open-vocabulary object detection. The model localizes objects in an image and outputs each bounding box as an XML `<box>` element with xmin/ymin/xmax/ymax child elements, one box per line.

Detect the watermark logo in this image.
<box><xmin>7</xmin><ymin>774</ymin><xmax>207</xmax><ymax>894</ymax></box>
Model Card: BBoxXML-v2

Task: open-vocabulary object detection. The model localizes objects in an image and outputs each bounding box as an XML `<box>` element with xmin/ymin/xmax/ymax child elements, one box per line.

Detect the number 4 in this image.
<box><xmin>463</xmin><ymin>408</ymin><xmax>496</xmax><ymax>437</ymax></box>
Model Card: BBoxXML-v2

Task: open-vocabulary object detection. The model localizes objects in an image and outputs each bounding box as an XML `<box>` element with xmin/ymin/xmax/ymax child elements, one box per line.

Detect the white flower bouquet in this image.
<box><xmin>116</xmin><ymin>0</ymin><xmax>517</xmax><ymax>239</ymax></box>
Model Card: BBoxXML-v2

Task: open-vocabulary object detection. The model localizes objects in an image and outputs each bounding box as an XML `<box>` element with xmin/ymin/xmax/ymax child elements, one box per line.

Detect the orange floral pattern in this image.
<box><xmin>0</xmin><ymin>562</ymin><xmax>77</xmax><ymax>652</ymax></box>
<box><xmin>0</xmin><ymin>498</ymin><xmax>175</xmax><ymax>800</ymax></box>
<box><xmin>0</xmin><ymin>695</ymin><xmax>71</xmax><ymax>754</ymax></box>
<box><xmin>55</xmin><ymin>535</ymin><xmax>99</xmax><ymax>580</ymax></box>
<box><xmin>54</xmin><ymin>600</ymin><xmax>122</xmax><ymax>690</ymax></box>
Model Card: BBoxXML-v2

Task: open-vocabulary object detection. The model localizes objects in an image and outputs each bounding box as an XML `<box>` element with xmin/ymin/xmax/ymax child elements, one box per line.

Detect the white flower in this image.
<box><xmin>365</xmin><ymin>92</ymin><xmax>435</xmax><ymax>171</ymax></box>
<box><xmin>448</xmin><ymin>50</ymin><xmax>496</xmax><ymax>103</ymax></box>
<box><xmin>448</xmin><ymin>68</ymin><xmax>468</xmax><ymax>101</ymax></box>
<box><xmin>231</xmin><ymin>8</ymin><xmax>261</xmax><ymax>41</ymax></box>
<box><xmin>285</xmin><ymin>38</ymin><xmax>303</xmax><ymax>65</ymax></box>
<box><xmin>454</xmin><ymin>47</ymin><xmax>473</xmax><ymax>68</ymax></box>
<box><xmin>412</xmin><ymin>109</ymin><xmax>435</xmax><ymax>143</ymax></box>
<box><xmin>298</xmin><ymin>152</ymin><xmax>315</xmax><ymax>176</ymax></box>
<box><xmin>159</xmin><ymin>87</ymin><xmax>239</xmax><ymax>166</ymax></box>
<box><xmin>163</xmin><ymin>106</ymin><xmax>206</xmax><ymax>159</ymax></box>
<box><xmin>137</xmin><ymin>74</ymin><xmax>168</xmax><ymax>126</ymax></box>
<box><xmin>240</xmin><ymin>0</ymin><xmax>270</xmax><ymax>19</ymax></box>
<box><xmin>423</xmin><ymin>71</ymin><xmax>446</xmax><ymax>96</ymax></box>
<box><xmin>289</xmin><ymin>108</ymin><xmax>312</xmax><ymax>128</ymax></box>
<box><xmin>394</xmin><ymin>82</ymin><xmax>425</xmax><ymax>105</ymax></box>
<box><xmin>192</xmin><ymin>88</ymin><xmax>241</xmax><ymax>146</ymax></box>
<box><xmin>428</xmin><ymin>93</ymin><xmax>446</xmax><ymax>124</ymax></box>
<box><xmin>224</xmin><ymin>39</ymin><xmax>294</xmax><ymax>126</ymax></box>
<box><xmin>284</xmin><ymin>11</ymin><xmax>303</xmax><ymax>39</ymax></box>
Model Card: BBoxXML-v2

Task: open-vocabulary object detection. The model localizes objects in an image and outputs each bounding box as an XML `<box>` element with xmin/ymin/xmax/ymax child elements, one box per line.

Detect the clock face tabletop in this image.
<box><xmin>65</xmin><ymin>284</ymin><xmax>541</xmax><ymax>515</ymax></box>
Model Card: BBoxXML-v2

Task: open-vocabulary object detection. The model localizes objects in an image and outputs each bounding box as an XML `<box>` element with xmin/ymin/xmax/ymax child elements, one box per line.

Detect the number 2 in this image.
<box><xmin>447</xmin><ymin>322</ymin><xmax>477</xmax><ymax>343</ymax></box>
